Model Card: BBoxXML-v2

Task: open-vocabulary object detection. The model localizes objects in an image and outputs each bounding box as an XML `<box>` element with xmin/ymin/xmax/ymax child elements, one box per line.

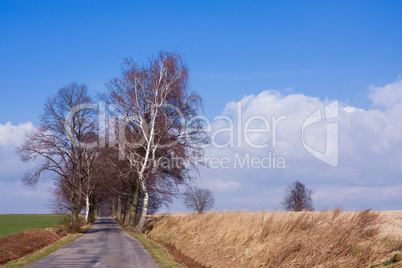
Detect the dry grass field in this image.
<box><xmin>144</xmin><ymin>210</ymin><xmax>402</xmax><ymax>267</ymax></box>
<box><xmin>378</xmin><ymin>211</ymin><xmax>402</xmax><ymax>239</ymax></box>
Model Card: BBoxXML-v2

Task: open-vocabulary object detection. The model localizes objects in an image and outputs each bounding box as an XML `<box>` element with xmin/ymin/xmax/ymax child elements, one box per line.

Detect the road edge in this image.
<box><xmin>123</xmin><ymin>227</ymin><xmax>186</xmax><ymax>268</ymax></box>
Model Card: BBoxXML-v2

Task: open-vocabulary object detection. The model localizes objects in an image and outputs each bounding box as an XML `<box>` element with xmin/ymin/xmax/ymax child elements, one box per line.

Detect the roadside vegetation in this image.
<box><xmin>1</xmin><ymin>233</ymin><xmax>82</xmax><ymax>268</ymax></box>
<box><xmin>124</xmin><ymin>227</ymin><xmax>186</xmax><ymax>268</ymax></box>
<box><xmin>0</xmin><ymin>214</ymin><xmax>90</xmax><ymax>266</ymax></box>
<box><xmin>143</xmin><ymin>210</ymin><xmax>402</xmax><ymax>267</ymax></box>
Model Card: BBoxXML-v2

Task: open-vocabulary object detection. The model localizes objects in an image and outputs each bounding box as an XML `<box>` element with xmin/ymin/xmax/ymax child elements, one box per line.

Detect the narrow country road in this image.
<box><xmin>26</xmin><ymin>217</ymin><xmax>162</xmax><ymax>268</ymax></box>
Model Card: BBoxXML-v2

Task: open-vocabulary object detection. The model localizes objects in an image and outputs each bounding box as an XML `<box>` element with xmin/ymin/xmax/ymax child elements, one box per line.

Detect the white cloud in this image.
<box><xmin>0</xmin><ymin>121</ymin><xmax>52</xmax><ymax>213</ymax></box>
<box><xmin>0</xmin><ymin>122</ymin><xmax>35</xmax><ymax>180</ymax></box>
<box><xmin>0</xmin><ymin>121</ymin><xmax>34</xmax><ymax>149</ymax></box>
<box><xmin>196</xmin><ymin>79</ymin><xmax>402</xmax><ymax>211</ymax></box>
<box><xmin>207</xmin><ymin>179</ymin><xmax>241</xmax><ymax>192</ymax></box>
<box><xmin>369</xmin><ymin>79</ymin><xmax>402</xmax><ymax>108</ymax></box>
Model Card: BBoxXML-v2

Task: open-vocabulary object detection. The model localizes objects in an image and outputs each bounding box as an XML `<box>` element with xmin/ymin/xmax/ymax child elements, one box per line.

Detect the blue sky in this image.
<box><xmin>1</xmin><ymin>1</ymin><xmax>402</xmax><ymax>213</ymax></box>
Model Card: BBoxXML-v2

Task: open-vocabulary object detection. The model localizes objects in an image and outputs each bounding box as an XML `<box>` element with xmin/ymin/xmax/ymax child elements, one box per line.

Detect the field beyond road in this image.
<box><xmin>0</xmin><ymin>214</ymin><xmax>63</xmax><ymax>238</ymax></box>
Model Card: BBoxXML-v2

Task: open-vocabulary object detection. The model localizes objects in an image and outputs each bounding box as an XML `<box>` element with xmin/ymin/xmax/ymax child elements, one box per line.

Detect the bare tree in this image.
<box><xmin>106</xmin><ymin>52</ymin><xmax>207</xmax><ymax>233</ymax></box>
<box><xmin>182</xmin><ymin>186</ymin><xmax>215</xmax><ymax>213</ymax></box>
<box><xmin>17</xmin><ymin>82</ymin><xmax>97</xmax><ymax>230</ymax></box>
<box><xmin>281</xmin><ymin>181</ymin><xmax>314</xmax><ymax>211</ymax></box>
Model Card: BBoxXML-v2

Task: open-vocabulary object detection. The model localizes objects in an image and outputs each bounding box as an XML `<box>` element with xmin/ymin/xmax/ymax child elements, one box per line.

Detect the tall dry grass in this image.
<box><xmin>144</xmin><ymin>209</ymin><xmax>402</xmax><ymax>267</ymax></box>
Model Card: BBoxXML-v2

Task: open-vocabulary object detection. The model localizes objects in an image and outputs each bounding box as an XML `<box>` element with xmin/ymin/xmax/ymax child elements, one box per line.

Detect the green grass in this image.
<box><xmin>124</xmin><ymin>228</ymin><xmax>185</xmax><ymax>268</ymax></box>
<box><xmin>0</xmin><ymin>214</ymin><xmax>64</xmax><ymax>238</ymax></box>
<box><xmin>1</xmin><ymin>233</ymin><xmax>82</xmax><ymax>268</ymax></box>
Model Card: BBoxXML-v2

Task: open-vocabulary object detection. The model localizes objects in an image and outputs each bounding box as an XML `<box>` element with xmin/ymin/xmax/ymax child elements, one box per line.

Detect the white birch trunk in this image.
<box><xmin>136</xmin><ymin>181</ymin><xmax>149</xmax><ymax>234</ymax></box>
<box><xmin>135</xmin><ymin>103</ymin><xmax>158</xmax><ymax>233</ymax></box>
<box><xmin>85</xmin><ymin>195</ymin><xmax>90</xmax><ymax>224</ymax></box>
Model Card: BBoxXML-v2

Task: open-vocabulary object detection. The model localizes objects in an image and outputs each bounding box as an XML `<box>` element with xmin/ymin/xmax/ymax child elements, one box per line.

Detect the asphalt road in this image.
<box><xmin>26</xmin><ymin>217</ymin><xmax>162</xmax><ymax>268</ymax></box>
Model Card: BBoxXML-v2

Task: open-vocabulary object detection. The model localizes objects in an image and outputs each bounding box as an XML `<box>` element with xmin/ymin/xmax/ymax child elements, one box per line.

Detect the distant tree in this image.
<box><xmin>182</xmin><ymin>186</ymin><xmax>215</xmax><ymax>213</ymax></box>
<box><xmin>281</xmin><ymin>181</ymin><xmax>314</xmax><ymax>211</ymax></box>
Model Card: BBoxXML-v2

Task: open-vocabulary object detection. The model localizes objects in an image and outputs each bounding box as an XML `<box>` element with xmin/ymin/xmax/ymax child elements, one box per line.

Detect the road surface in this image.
<box><xmin>27</xmin><ymin>217</ymin><xmax>162</xmax><ymax>268</ymax></box>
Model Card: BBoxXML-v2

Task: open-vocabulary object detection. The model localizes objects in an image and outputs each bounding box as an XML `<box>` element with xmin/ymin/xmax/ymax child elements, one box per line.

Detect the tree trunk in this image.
<box><xmin>136</xmin><ymin>181</ymin><xmax>149</xmax><ymax>234</ymax></box>
<box><xmin>88</xmin><ymin>199</ymin><xmax>96</xmax><ymax>223</ymax></box>
<box><xmin>111</xmin><ymin>199</ymin><xmax>116</xmax><ymax>217</ymax></box>
<box><xmin>116</xmin><ymin>195</ymin><xmax>122</xmax><ymax>222</ymax></box>
<box><xmin>122</xmin><ymin>196</ymin><xmax>128</xmax><ymax>225</ymax></box>
<box><xmin>71</xmin><ymin>206</ymin><xmax>80</xmax><ymax>232</ymax></box>
<box><xmin>124</xmin><ymin>177</ymin><xmax>140</xmax><ymax>227</ymax></box>
<box><xmin>96</xmin><ymin>205</ymin><xmax>101</xmax><ymax>217</ymax></box>
<box><xmin>124</xmin><ymin>201</ymin><xmax>136</xmax><ymax>226</ymax></box>
<box><xmin>123</xmin><ymin>197</ymin><xmax>131</xmax><ymax>225</ymax></box>
<box><xmin>69</xmin><ymin>183</ymin><xmax>80</xmax><ymax>232</ymax></box>
<box><xmin>131</xmin><ymin>179</ymin><xmax>140</xmax><ymax>227</ymax></box>
<box><xmin>84</xmin><ymin>195</ymin><xmax>90</xmax><ymax>224</ymax></box>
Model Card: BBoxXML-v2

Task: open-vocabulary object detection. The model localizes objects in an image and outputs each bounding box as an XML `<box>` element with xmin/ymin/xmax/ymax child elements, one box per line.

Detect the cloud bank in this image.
<box><xmin>2</xmin><ymin>79</ymin><xmax>402</xmax><ymax>213</ymax></box>
<box><xmin>0</xmin><ymin>122</ymin><xmax>51</xmax><ymax>214</ymax></box>
<box><xmin>195</xmin><ymin>79</ymin><xmax>402</xmax><ymax>211</ymax></box>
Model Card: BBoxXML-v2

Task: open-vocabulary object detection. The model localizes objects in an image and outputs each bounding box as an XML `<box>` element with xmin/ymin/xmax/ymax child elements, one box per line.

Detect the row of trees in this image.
<box><xmin>17</xmin><ymin>51</ymin><xmax>314</xmax><ymax>232</ymax></box>
<box><xmin>18</xmin><ymin>52</ymin><xmax>208</xmax><ymax>233</ymax></box>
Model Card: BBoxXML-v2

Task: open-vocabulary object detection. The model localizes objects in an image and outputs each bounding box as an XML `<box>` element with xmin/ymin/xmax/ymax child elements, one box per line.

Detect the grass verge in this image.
<box><xmin>124</xmin><ymin>227</ymin><xmax>185</xmax><ymax>268</ymax></box>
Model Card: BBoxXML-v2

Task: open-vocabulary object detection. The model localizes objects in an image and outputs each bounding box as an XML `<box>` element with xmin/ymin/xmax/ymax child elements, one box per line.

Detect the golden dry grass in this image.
<box><xmin>144</xmin><ymin>210</ymin><xmax>402</xmax><ymax>267</ymax></box>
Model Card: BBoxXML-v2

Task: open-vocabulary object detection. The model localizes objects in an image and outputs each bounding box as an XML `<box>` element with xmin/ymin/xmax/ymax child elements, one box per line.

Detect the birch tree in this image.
<box><xmin>106</xmin><ymin>52</ymin><xmax>207</xmax><ymax>233</ymax></box>
<box><xmin>82</xmin><ymin>147</ymin><xmax>98</xmax><ymax>224</ymax></box>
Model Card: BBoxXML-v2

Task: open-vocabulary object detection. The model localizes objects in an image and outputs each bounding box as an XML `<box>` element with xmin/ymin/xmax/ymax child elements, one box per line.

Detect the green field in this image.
<box><xmin>0</xmin><ymin>214</ymin><xmax>63</xmax><ymax>238</ymax></box>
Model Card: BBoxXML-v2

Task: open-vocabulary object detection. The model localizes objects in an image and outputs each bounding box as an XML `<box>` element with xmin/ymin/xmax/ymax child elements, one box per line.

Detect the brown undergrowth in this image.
<box><xmin>0</xmin><ymin>217</ymin><xmax>88</xmax><ymax>266</ymax></box>
<box><xmin>143</xmin><ymin>209</ymin><xmax>402</xmax><ymax>267</ymax></box>
<box><xmin>0</xmin><ymin>229</ymin><xmax>62</xmax><ymax>265</ymax></box>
